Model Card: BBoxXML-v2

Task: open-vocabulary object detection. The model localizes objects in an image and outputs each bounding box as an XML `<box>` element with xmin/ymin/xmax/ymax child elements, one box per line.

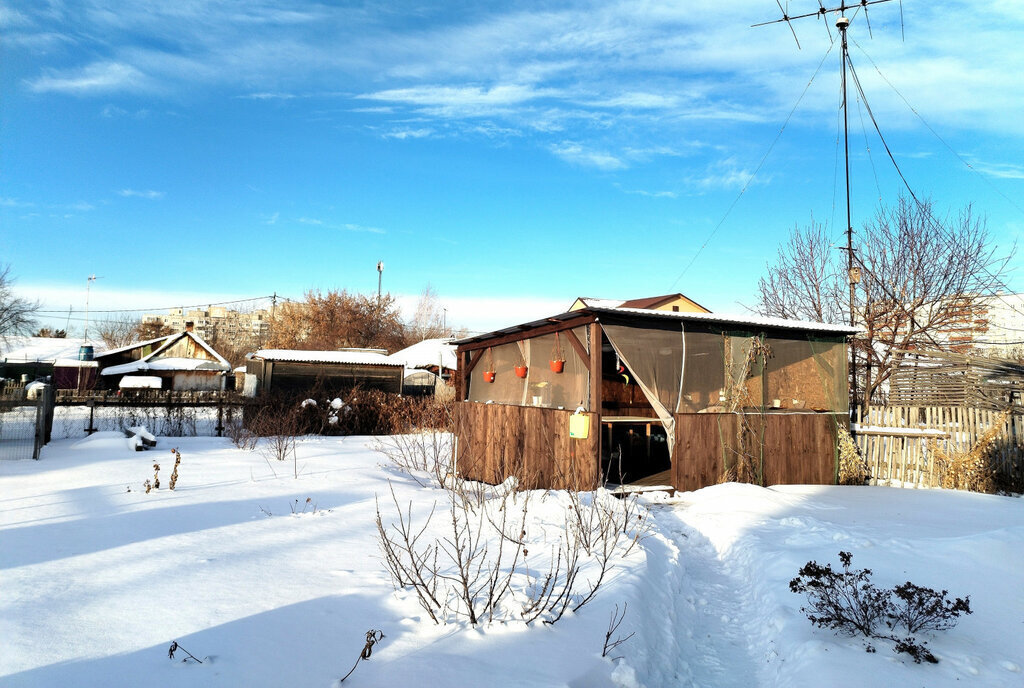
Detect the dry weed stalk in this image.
<box><xmin>837</xmin><ymin>425</ymin><xmax>870</xmax><ymax>485</ymax></box>
<box><xmin>169</xmin><ymin>448</ymin><xmax>181</xmax><ymax>490</ymax></box>
<box><xmin>720</xmin><ymin>337</ymin><xmax>772</xmax><ymax>485</ymax></box>
<box><xmin>929</xmin><ymin>409</ymin><xmax>1010</xmax><ymax>494</ymax></box>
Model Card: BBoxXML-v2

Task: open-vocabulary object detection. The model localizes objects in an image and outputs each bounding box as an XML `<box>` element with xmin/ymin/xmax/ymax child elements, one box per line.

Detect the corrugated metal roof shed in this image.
<box><xmin>251</xmin><ymin>349</ymin><xmax>402</xmax><ymax>366</ymax></box>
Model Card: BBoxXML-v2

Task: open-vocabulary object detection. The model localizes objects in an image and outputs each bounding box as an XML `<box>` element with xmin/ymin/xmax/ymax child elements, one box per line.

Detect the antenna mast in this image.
<box><xmin>754</xmin><ymin>0</ymin><xmax>899</xmax><ymax>411</ymax></box>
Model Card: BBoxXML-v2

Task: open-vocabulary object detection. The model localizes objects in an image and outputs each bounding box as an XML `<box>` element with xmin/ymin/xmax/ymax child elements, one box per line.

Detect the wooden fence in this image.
<box><xmin>454</xmin><ymin>402</ymin><xmax>600</xmax><ymax>490</ymax></box>
<box><xmin>853</xmin><ymin>406</ymin><xmax>1024</xmax><ymax>489</ymax></box>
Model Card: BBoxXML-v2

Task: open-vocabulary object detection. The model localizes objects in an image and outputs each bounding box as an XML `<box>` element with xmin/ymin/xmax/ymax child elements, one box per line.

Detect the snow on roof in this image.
<box><xmin>96</xmin><ymin>331</ymin><xmax>231</xmax><ymax>373</ymax></box>
<box><xmin>95</xmin><ymin>335</ymin><xmax>173</xmax><ymax>358</ymax></box>
<box><xmin>574</xmin><ymin>297</ymin><xmax>626</xmax><ymax>309</ymax></box>
<box><xmin>387</xmin><ymin>338</ymin><xmax>457</xmax><ymax>370</ymax></box>
<box><xmin>252</xmin><ymin>349</ymin><xmax>403</xmax><ymax>366</ymax></box>
<box><xmin>102</xmin><ymin>357</ymin><xmax>231</xmax><ymax>376</ymax></box>
<box><xmin>596</xmin><ymin>306</ymin><xmax>859</xmax><ymax>334</ymax></box>
<box><xmin>0</xmin><ymin>337</ymin><xmax>108</xmax><ymax>363</ymax></box>
<box><xmin>118</xmin><ymin>375</ymin><xmax>162</xmax><ymax>389</ymax></box>
<box><xmin>151</xmin><ymin>330</ymin><xmax>230</xmax><ymax>369</ymax></box>
<box><xmin>455</xmin><ymin>306</ymin><xmax>857</xmax><ymax>346</ymax></box>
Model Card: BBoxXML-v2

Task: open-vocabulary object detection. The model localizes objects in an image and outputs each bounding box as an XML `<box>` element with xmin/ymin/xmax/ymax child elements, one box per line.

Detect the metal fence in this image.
<box><xmin>0</xmin><ymin>384</ymin><xmax>54</xmax><ymax>460</ymax></box>
<box><xmin>51</xmin><ymin>390</ymin><xmax>245</xmax><ymax>439</ymax></box>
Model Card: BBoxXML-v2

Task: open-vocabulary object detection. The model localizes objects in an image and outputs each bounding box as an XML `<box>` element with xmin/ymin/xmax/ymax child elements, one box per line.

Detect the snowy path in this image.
<box><xmin>646</xmin><ymin>505</ymin><xmax>764</xmax><ymax>688</ymax></box>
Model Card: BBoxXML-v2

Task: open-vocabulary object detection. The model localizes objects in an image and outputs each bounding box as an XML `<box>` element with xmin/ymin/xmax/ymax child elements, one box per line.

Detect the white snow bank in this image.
<box><xmin>1</xmin><ymin>439</ymin><xmax>1021</xmax><ymax>688</ymax></box>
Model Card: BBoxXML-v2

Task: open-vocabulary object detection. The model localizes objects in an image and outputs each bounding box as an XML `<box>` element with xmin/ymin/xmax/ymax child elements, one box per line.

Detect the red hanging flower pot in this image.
<box><xmin>514</xmin><ymin>365</ymin><xmax>528</xmax><ymax>378</ymax></box>
<box><xmin>549</xmin><ymin>359</ymin><xmax>565</xmax><ymax>373</ymax></box>
<box><xmin>483</xmin><ymin>371</ymin><xmax>496</xmax><ymax>383</ymax></box>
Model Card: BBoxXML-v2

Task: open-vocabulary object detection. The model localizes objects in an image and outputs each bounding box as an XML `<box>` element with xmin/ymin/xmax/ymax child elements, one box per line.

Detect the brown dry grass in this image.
<box><xmin>928</xmin><ymin>409</ymin><xmax>1011</xmax><ymax>494</ymax></box>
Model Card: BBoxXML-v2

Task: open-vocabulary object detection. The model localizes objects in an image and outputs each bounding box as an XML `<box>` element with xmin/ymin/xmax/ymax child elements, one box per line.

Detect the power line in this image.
<box><xmin>670</xmin><ymin>39</ymin><xmax>836</xmax><ymax>289</ymax></box>
<box><xmin>844</xmin><ymin>52</ymin><xmax>1024</xmax><ymax>322</ymax></box>
<box><xmin>35</xmin><ymin>295</ymin><xmax>278</xmax><ymax>315</ymax></box>
<box><xmin>851</xmin><ymin>37</ymin><xmax>1024</xmax><ymax>219</ymax></box>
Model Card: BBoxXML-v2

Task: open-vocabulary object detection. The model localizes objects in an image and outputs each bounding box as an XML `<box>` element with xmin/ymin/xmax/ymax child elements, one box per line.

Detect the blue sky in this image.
<box><xmin>3</xmin><ymin>0</ymin><xmax>1023</xmax><ymax>335</ymax></box>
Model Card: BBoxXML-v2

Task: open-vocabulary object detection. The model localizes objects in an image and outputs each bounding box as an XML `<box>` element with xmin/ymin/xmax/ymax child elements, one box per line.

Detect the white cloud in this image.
<box><xmin>687</xmin><ymin>158</ymin><xmax>769</xmax><ymax>192</ymax></box>
<box><xmin>29</xmin><ymin>61</ymin><xmax>149</xmax><ymax>94</ymax></box>
<box><xmin>360</xmin><ymin>83</ymin><xmax>556</xmax><ymax>119</ymax></box>
<box><xmin>119</xmin><ymin>189</ymin><xmax>165</xmax><ymax>199</ymax></box>
<box><xmin>549</xmin><ymin>142</ymin><xmax>625</xmax><ymax>170</ymax></box>
<box><xmin>343</xmin><ymin>223</ymin><xmax>385</xmax><ymax>234</ymax></box>
<box><xmin>382</xmin><ymin>128</ymin><xmax>434</xmax><ymax>140</ymax></box>
<box><xmin>584</xmin><ymin>92</ymin><xmax>680</xmax><ymax>109</ymax></box>
<box><xmin>298</xmin><ymin>217</ymin><xmax>386</xmax><ymax>234</ymax></box>
<box><xmin>968</xmin><ymin>160</ymin><xmax>1024</xmax><ymax>180</ymax></box>
<box><xmin>625</xmin><ymin>189</ymin><xmax>678</xmax><ymax>199</ymax></box>
<box><xmin>240</xmin><ymin>91</ymin><xmax>297</xmax><ymax>100</ymax></box>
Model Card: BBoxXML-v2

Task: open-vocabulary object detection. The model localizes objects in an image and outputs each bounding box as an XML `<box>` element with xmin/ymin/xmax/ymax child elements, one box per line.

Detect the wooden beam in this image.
<box><xmin>457</xmin><ymin>315</ymin><xmax>596</xmax><ymax>353</ymax></box>
<box><xmin>464</xmin><ymin>348</ymin><xmax>483</xmax><ymax>376</ymax></box>
<box><xmin>590</xmin><ymin>322</ymin><xmax>603</xmax><ymax>479</ymax></box>
<box><xmin>459</xmin><ymin>350</ymin><xmax>472</xmax><ymax>400</ymax></box>
<box><xmin>563</xmin><ymin>328</ymin><xmax>590</xmax><ymax>370</ymax></box>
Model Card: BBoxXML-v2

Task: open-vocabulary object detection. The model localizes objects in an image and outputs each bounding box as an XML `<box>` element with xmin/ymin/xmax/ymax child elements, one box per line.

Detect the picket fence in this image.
<box><xmin>852</xmin><ymin>406</ymin><xmax>1024</xmax><ymax>489</ymax></box>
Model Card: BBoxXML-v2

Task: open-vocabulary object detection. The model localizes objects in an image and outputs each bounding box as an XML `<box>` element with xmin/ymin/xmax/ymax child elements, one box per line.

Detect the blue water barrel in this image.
<box><xmin>79</xmin><ymin>345</ymin><xmax>94</xmax><ymax>361</ymax></box>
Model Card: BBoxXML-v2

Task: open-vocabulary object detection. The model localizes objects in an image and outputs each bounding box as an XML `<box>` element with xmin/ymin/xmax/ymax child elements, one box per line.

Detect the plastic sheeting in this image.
<box><xmin>467</xmin><ymin>327</ymin><xmax>590</xmax><ymax>410</ymax></box>
<box><xmin>602</xmin><ymin>323</ymin><xmax>684</xmax><ymax>455</ymax></box>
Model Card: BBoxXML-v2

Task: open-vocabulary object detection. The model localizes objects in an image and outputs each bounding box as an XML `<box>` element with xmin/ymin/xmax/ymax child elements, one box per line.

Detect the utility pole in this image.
<box><xmin>83</xmin><ymin>274</ymin><xmax>98</xmax><ymax>343</ymax></box>
<box><xmin>376</xmin><ymin>261</ymin><xmax>384</xmax><ymax>302</ymax></box>
<box><xmin>754</xmin><ymin>0</ymin><xmax>898</xmax><ymax>414</ymax></box>
<box><xmin>838</xmin><ymin>14</ymin><xmax>859</xmax><ymax>410</ymax></box>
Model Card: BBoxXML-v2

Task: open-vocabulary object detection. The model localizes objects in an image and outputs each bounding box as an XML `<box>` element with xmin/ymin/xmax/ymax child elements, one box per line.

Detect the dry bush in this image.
<box><xmin>375</xmin><ymin>431</ymin><xmax>452</xmax><ymax>488</ymax></box>
<box><xmin>790</xmin><ymin>551</ymin><xmax>972</xmax><ymax>664</ymax></box>
<box><xmin>376</xmin><ymin>451</ymin><xmax>649</xmax><ymax>627</ymax></box>
<box><xmin>225</xmin><ymin>410</ymin><xmax>258</xmax><ymax>450</ymax></box>
<box><xmin>837</xmin><ymin>425</ymin><xmax>870</xmax><ymax>485</ymax></box>
<box><xmin>929</xmin><ymin>409</ymin><xmax>1010</xmax><ymax>494</ymax></box>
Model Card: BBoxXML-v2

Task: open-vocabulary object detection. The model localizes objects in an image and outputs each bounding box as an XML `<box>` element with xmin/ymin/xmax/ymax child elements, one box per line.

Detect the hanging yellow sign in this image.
<box><xmin>569</xmin><ymin>413</ymin><xmax>590</xmax><ymax>439</ymax></box>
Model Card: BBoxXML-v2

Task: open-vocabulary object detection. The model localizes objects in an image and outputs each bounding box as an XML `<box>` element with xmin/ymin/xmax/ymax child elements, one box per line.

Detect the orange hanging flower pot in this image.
<box><xmin>514</xmin><ymin>365</ymin><xmax>528</xmax><ymax>378</ymax></box>
<box><xmin>483</xmin><ymin>371</ymin><xmax>496</xmax><ymax>383</ymax></box>
<box><xmin>549</xmin><ymin>331</ymin><xmax>566</xmax><ymax>374</ymax></box>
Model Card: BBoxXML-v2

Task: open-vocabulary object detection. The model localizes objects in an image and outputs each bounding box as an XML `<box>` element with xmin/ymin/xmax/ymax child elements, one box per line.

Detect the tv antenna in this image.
<box><xmin>83</xmin><ymin>274</ymin><xmax>102</xmax><ymax>343</ymax></box>
<box><xmin>754</xmin><ymin>0</ymin><xmax>902</xmax><ymax>409</ymax></box>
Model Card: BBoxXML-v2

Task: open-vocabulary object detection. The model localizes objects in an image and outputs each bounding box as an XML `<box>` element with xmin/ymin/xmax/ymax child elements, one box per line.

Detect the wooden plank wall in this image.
<box><xmin>454</xmin><ymin>402</ymin><xmax>600</xmax><ymax>490</ymax></box>
<box><xmin>673</xmin><ymin>413</ymin><xmax>840</xmax><ymax>492</ymax></box>
<box><xmin>854</xmin><ymin>406</ymin><xmax>1024</xmax><ymax>488</ymax></box>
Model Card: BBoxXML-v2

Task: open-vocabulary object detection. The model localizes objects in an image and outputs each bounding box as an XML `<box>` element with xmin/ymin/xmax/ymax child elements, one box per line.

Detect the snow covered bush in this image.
<box><xmin>790</xmin><ymin>551</ymin><xmax>972</xmax><ymax>663</ymax></box>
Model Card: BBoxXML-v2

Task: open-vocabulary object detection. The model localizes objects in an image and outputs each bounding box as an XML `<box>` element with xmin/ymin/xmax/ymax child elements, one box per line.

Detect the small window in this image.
<box><xmin>672</xmin><ymin>305</ymin><xmax>679</xmax><ymax>312</ymax></box>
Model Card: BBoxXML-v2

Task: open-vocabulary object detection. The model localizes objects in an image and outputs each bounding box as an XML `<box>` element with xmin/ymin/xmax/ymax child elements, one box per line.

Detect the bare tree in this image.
<box><xmin>0</xmin><ymin>264</ymin><xmax>39</xmax><ymax>343</ymax></box>
<box><xmin>96</xmin><ymin>316</ymin><xmax>141</xmax><ymax>348</ymax></box>
<box><xmin>756</xmin><ymin>219</ymin><xmax>846</xmax><ymax>325</ymax></box>
<box><xmin>756</xmin><ymin>196</ymin><xmax>1013</xmax><ymax>409</ymax></box>
<box><xmin>409</xmin><ymin>285</ymin><xmax>447</xmax><ymax>341</ymax></box>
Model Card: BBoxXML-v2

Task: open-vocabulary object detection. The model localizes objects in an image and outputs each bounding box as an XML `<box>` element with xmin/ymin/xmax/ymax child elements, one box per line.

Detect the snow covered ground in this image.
<box><xmin>1</xmin><ymin>434</ymin><xmax>1021</xmax><ymax>687</ymax></box>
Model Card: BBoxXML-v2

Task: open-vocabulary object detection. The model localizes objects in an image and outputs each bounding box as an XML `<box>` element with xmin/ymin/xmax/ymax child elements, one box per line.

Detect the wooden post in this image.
<box><xmin>590</xmin><ymin>322</ymin><xmax>602</xmax><ymax>485</ymax></box>
<box><xmin>86</xmin><ymin>399</ymin><xmax>96</xmax><ymax>435</ymax></box>
<box><xmin>216</xmin><ymin>395</ymin><xmax>224</xmax><ymax>437</ymax></box>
